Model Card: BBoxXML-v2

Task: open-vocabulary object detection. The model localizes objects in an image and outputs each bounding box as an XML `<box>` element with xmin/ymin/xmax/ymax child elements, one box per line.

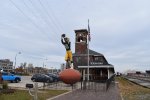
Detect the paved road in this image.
<box><xmin>50</xmin><ymin>82</ymin><xmax>121</xmax><ymax>100</ymax></box>
<box><xmin>125</xmin><ymin>76</ymin><xmax>150</xmax><ymax>88</ymax></box>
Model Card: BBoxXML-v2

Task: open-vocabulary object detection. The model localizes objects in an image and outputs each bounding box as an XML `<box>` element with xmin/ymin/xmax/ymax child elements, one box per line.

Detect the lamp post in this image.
<box><xmin>14</xmin><ymin>52</ymin><xmax>21</xmax><ymax>70</ymax></box>
<box><xmin>43</xmin><ymin>58</ymin><xmax>48</xmax><ymax>68</ymax></box>
<box><xmin>42</xmin><ymin>58</ymin><xmax>47</xmax><ymax>73</ymax></box>
<box><xmin>51</xmin><ymin>67</ymin><xmax>53</xmax><ymax>74</ymax></box>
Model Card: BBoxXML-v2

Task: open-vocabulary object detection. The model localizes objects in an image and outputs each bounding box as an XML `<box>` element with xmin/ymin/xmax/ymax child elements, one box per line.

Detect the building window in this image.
<box><xmin>76</xmin><ymin>57</ymin><xmax>81</xmax><ymax>63</ymax></box>
<box><xmin>94</xmin><ymin>57</ymin><xmax>99</xmax><ymax>62</ymax></box>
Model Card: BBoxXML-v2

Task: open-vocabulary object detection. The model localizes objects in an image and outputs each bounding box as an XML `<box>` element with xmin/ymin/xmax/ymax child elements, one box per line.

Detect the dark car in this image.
<box><xmin>31</xmin><ymin>73</ymin><xmax>53</xmax><ymax>83</ymax></box>
<box><xmin>46</xmin><ymin>73</ymin><xmax>59</xmax><ymax>82</ymax></box>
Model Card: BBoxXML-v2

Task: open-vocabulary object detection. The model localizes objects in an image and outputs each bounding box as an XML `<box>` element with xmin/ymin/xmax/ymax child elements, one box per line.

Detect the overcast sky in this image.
<box><xmin>0</xmin><ymin>0</ymin><xmax>150</xmax><ymax>72</ymax></box>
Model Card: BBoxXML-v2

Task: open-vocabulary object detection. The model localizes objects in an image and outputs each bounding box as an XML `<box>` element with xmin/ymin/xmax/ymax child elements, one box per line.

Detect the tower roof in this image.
<box><xmin>74</xmin><ymin>29</ymin><xmax>88</xmax><ymax>33</ymax></box>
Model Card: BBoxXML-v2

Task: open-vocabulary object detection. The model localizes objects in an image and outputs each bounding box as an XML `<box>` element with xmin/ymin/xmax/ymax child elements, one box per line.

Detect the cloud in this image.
<box><xmin>0</xmin><ymin>0</ymin><xmax>150</xmax><ymax>71</ymax></box>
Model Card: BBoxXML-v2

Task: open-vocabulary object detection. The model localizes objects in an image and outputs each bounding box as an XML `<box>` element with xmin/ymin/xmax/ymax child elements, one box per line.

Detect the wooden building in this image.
<box><xmin>73</xmin><ymin>29</ymin><xmax>115</xmax><ymax>81</ymax></box>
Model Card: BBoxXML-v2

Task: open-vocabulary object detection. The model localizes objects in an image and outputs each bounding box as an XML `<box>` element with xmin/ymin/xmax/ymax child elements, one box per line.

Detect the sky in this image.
<box><xmin>0</xmin><ymin>0</ymin><xmax>150</xmax><ymax>72</ymax></box>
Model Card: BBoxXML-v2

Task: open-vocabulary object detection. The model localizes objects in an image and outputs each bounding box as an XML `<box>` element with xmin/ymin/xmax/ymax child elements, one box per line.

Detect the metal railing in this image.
<box><xmin>80</xmin><ymin>74</ymin><xmax>109</xmax><ymax>91</ymax></box>
<box><xmin>105</xmin><ymin>74</ymin><xmax>116</xmax><ymax>91</ymax></box>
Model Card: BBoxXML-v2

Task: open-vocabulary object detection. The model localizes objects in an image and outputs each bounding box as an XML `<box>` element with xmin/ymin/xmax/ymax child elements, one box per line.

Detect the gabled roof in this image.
<box><xmin>73</xmin><ymin>49</ymin><xmax>104</xmax><ymax>56</ymax></box>
<box><xmin>89</xmin><ymin>49</ymin><xmax>103</xmax><ymax>56</ymax></box>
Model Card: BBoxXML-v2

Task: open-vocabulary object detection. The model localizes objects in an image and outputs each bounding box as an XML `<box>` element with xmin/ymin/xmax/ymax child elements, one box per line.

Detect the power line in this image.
<box><xmin>9</xmin><ymin>0</ymin><xmax>51</xmax><ymax>42</ymax></box>
<box><xmin>28</xmin><ymin>0</ymin><xmax>60</xmax><ymax>40</ymax></box>
<box><xmin>38</xmin><ymin>0</ymin><xmax>63</xmax><ymax>34</ymax></box>
<box><xmin>45</xmin><ymin>0</ymin><xmax>65</xmax><ymax>33</ymax></box>
<box><xmin>22</xmin><ymin>0</ymin><xmax>39</xmax><ymax>19</ymax></box>
<box><xmin>22</xmin><ymin>0</ymin><xmax>55</xmax><ymax>40</ymax></box>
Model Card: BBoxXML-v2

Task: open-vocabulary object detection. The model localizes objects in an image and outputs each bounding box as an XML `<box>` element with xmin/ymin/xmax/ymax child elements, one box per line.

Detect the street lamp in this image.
<box><xmin>51</xmin><ymin>67</ymin><xmax>53</xmax><ymax>74</ymax></box>
<box><xmin>14</xmin><ymin>52</ymin><xmax>21</xmax><ymax>70</ymax></box>
<box><xmin>43</xmin><ymin>58</ymin><xmax>48</xmax><ymax>68</ymax></box>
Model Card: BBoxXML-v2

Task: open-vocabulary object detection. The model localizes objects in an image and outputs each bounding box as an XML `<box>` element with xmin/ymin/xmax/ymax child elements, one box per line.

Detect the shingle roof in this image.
<box><xmin>73</xmin><ymin>49</ymin><xmax>104</xmax><ymax>56</ymax></box>
<box><xmin>89</xmin><ymin>49</ymin><xmax>103</xmax><ymax>56</ymax></box>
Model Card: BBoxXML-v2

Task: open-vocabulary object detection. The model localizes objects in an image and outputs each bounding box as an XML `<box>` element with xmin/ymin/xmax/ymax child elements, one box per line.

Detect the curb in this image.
<box><xmin>47</xmin><ymin>90</ymin><xmax>73</xmax><ymax>100</ymax></box>
<box><xmin>116</xmin><ymin>82</ymin><xmax>124</xmax><ymax>100</ymax></box>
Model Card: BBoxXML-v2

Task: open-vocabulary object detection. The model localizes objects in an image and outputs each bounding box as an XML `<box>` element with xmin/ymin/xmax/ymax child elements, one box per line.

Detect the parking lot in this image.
<box><xmin>8</xmin><ymin>76</ymin><xmax>43</xmax><ymax>89</ymax></box>
<box><xmin>8</xmin><ymin>76</ymin><xmax>78</xmax><ymax>90</ymax></box>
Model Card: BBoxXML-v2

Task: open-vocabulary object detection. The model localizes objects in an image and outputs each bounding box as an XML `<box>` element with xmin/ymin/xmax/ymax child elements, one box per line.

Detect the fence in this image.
<box><xmin>80</xmin><ymin>74</ymin><xmax>116</xmax><ymax>91</ymax></box>
<box><xmin>105</xmin><ymin>74</ymin><xmax>116</xmax><ymax>91</ymax></box>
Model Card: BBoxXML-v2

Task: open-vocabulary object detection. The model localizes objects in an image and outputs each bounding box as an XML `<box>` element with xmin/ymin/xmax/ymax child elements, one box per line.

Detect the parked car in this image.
<box><xmin>46</xmin><ymin>73</ymin><xmax>59</xmax><ymax>82</ymax></box>
<box><xmin>2</xmin><ymin>72</ymin><xmax>21</xmax><ymax>83</ymax></box>
<box><xmin>31</xmin><ymin>73</ymin><xmax>53</xmax><ymax>83</ymax></box>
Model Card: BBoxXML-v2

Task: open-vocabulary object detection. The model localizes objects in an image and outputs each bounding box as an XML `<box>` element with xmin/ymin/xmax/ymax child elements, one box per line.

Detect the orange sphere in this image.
<box><xmin>59</xmin><ymin>69</ymin><xmax>81</xmax><ymax>84</ymax></box>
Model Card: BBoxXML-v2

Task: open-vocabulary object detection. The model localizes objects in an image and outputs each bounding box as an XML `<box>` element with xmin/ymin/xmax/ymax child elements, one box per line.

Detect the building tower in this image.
<box><xmin>75</xmin><ymin>29</ymin><xmax>88</xmax><ymax>54</ymax></box>
<box><xmin>73</xmin><ymin>29</ymin><xmax>115</xmax><ymax>81</ymax></box>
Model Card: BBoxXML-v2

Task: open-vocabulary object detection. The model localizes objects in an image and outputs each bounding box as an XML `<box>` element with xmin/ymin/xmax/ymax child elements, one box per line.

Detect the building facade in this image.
<box><xmin>0</xmin><ymin>59</ymin><xmax>13</xmax><ymax>72</ymax></box>
<box><xmin>73</xmin><ymin>29</ymin><xmax>115</xmax><ymax>81</ymax></box>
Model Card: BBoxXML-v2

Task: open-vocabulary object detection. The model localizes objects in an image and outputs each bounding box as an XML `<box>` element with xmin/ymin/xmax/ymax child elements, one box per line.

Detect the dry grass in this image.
<box><xmin>0</xmin><ymin>89</ymin><xmax>68</xmax><ymax>100</ymax></box>
<box><xmin>116</xmin><ymin>77</ymin><xmax>150</xmax><ymax>100</ymax></box>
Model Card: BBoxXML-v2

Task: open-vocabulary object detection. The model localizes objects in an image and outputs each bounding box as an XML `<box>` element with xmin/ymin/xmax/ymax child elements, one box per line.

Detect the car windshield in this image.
<box><xmin>47</xmin><ymin>73</ymin><xmax>57</xmax><ymax>76</ymax></box>
<box><xmin>2</xmin><ymin>72</ymin><xmax>14</xmax><ymax>76</ymax></box>
<box><xmin>33</xmin><ymin>74</ymin><xmax>40</xmax><ymax>77</ymax></box>
<box><xmin>2</xmin><ymin>72</ymin><xmax>8</xmax><ymax>75</ymax></box>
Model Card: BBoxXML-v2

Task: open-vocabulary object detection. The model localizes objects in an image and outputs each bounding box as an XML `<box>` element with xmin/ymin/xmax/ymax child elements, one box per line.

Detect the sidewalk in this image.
<box><xmin>49</xmin><ymin>82</ymin><xmax>122</xmax><ymax>100</ymax></box>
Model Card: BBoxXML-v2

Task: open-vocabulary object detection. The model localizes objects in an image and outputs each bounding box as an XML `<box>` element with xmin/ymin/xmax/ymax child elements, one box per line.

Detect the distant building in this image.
<box><xmin>146</xmin><ymin>70</ymin><xmax>150</xmax><ymax>74</ymax></box>
<box><xmin>48</xmin><ymin>68</ymin><xmax>60</xmax><ymax>74</ymax></box>
<box><xmin>0</xmin><ymin>59</ymin><xmax>13</xmax><ymax>72</ymax></box>
<box><xmin>24</xmin><ymin>66</ymin><xmax>34</xmax><ymax>74</ymax></box>
<box><xmin>60</xmin><ymin>63</ymin><xmax>66</xmax><ymax>71</ymax></box>
<box><xmin>127</xmin><ymin>71</ymin><xmax>146</xmax><ymax>77</ymax></box>
<box><xmin>146</xmin><ymin>70</ymin><xmax>150</xmax><ymax>76</ymax></box>
<box><xmin>34</xmin><ymin>67</ymin><xmax>48</xmax><ymax>74</ymax></box>
<box><xmin>73</xmin><ymin>29</ymin><xmax>115</xmax><ymax>81</ymax></box>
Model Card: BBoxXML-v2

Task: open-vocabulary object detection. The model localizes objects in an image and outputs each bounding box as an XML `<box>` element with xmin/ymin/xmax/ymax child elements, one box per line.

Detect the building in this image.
<box><xmin>146</xmin><ymin>70</ymin><xmax>150</xmax><ymax>74</ymax></box>
<box><xmin>0</xmin><ymin>59</ymin><xmax>13</xmax><ymax>72</ymax></box>
<box><xmin>73</xmin><ymin>29</ymin><xmax>115</xmax><ymax>81</ymax></box>
<box><xmin>60</xmin><ymin>63</ymin><xmax>66</xmax><ymax>71</ymax></box>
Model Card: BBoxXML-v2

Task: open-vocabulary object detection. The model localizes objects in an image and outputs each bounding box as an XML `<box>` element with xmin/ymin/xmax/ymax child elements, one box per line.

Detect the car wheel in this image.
<box><xmin>54</xmin><ymin>79</ymin><xmax>57</xmax><ymax>82</ymax></box>
<box><xmin>47</xmin><ymin>79</ymin><xmax>50</xmax><ymax>83</ymax></box>
<box><xmin>15</xmin><ymin>78</ymin><xmax>19</xmax><ymax>83</ymax></box>
<box><xmin>32</xmin><ymin>79</ymin><xmax>36</xmax><ymax>82</ymax></box>
<box><xmin>51</xmin><ymin>78</ymin><xmax>54</xmax><ymax>82</ymax></box>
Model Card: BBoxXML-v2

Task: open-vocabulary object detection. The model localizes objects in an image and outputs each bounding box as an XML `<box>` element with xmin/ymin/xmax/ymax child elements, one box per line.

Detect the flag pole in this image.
<box><xmin>87</xmin><ymin>19</ymin><xmax>90</xmax><ymax>81</ymax></box>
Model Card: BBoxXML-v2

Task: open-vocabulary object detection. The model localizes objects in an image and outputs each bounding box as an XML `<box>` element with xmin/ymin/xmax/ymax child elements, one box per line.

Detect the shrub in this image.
<box><xmin>2</xmin><ymin>81</ymin><xmax>8</xmax><ymax>89</ymax></box>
